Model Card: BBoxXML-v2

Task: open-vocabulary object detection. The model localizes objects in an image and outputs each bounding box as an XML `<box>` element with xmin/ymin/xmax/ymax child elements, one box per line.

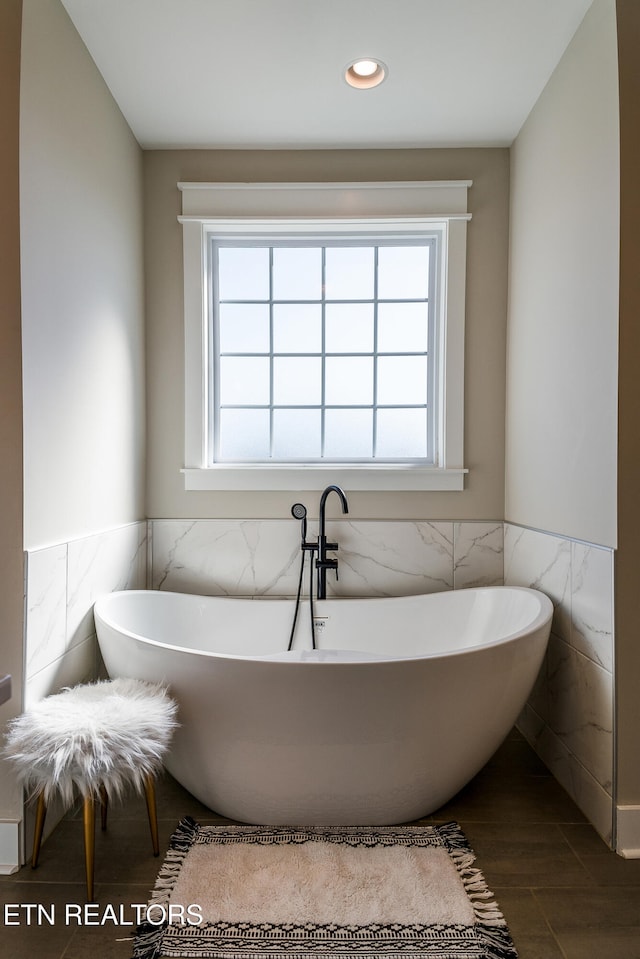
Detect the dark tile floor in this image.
<box><xmin>2</xmin><ymin>729</ymin><xmax>640</xmax><ymax>958</ymax></box>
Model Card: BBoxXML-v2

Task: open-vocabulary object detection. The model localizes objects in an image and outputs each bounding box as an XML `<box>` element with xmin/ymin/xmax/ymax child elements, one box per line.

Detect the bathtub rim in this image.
<box><xmin>94</xmin><ymin>586</ymin><xmax>553</xmax><ymax>665</ymax></box>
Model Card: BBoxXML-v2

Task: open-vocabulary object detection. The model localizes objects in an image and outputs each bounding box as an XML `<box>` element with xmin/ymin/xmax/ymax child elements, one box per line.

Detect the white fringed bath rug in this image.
<box><xmin>133</xmin><ymin>817</ymin><xmax>517</xmax><ymax>959</ymax></box>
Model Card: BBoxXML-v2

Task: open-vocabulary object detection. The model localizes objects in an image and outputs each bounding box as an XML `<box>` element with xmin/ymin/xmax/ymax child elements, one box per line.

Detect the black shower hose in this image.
<box><xmin>286</xmin><ymin>547</ymin><xmax>317</xmax><ymax>651</ymax></box>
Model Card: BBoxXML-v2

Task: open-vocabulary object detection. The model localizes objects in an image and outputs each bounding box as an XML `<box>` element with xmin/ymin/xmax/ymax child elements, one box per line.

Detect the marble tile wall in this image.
<box><xmin>149</xmin><ymin>519</ymin><xmax>505</xmax><ymax>598</ymax></box>
<box><xmin>23</xmin><ymin>522</ymin><xmax>147</xmax><ymax>709</ymax></box>
<box><xmin>21</xmin><ymin>516</ymin><xmax>615</xmax><ymax>848</ymax></box>
<box><xmin>504</xmin><ymin>522</ymin><xmax>615</xmax><ymax>845</ymax></box>
<box><xmin>22</xmin><ymin>517</ymin><xmax>503</xmax><ymax>706</ymax></box>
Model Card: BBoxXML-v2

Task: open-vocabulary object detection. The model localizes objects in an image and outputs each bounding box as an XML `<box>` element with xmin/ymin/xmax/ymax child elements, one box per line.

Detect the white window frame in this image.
<box><xmin>178</xmin><ymin>181</ymin><xmax>471</xmax><ymax>491</ymax></box>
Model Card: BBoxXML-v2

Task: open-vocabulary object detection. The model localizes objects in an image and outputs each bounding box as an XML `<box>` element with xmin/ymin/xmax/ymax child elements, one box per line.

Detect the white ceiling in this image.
<box><xmin>60</xmin><ymin>0</ymin><xmax>594</xmax><ymax>150</ymax></box>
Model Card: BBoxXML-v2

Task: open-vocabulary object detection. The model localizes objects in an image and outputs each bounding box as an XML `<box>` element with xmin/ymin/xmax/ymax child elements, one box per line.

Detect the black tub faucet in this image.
<box><xmin>316</xmin><ymin>485</ymin><xmax>349</xmax><ymax>599</ymax></box>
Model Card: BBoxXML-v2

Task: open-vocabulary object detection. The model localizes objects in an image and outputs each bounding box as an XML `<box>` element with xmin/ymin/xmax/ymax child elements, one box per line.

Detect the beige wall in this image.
<box><xmin>145</xmin><ymin>148</ymin><xmax>509</xmax><ymax>520</ymax></box>
<box><xmin>615</xmin><ymin>0</ymin><xmax>640</xmax><ymax>808</ymax></box>
<box><xmin>20</xmin><ymin>0</ymin><xmax>146</xmax><ymax>549</ymax></box>
<box><xmin>0</xmin><ymin>0</ymin><xmax>25</xmax><ymax>831</ymax></box>
<box><xmin>505</xmin><ymin>0</ymin><xmax>619</xmax><ymax>549</ymax></box>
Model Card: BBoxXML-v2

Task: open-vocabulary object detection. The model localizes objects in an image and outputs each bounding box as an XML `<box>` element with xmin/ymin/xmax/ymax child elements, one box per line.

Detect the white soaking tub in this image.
<box><xmin>94</xmin><ymin>586</ymin><xmax>552</xmax><ymax>825</ymax></box>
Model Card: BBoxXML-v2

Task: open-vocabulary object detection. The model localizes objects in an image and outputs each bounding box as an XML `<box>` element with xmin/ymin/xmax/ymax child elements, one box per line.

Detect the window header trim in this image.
<box><xmin>178</xmin><ymin>215</ymin><xmax>472</xmax><ymax>234</ymax></box>
<box><xmin>178</xmin><ymin>180</ymin><xmax>472</xmax><ymax>220</ymax></box>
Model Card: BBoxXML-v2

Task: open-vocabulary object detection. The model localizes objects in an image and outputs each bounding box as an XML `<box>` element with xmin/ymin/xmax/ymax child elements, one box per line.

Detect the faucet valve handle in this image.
<box><xmin>326</xmin><ymin>542</ymin><xmax>339</xmax><ymax>551</ymax></box>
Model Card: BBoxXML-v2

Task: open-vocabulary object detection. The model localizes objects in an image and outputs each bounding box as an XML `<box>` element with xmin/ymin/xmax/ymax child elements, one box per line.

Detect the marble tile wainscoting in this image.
<box><xmin>149</xmin><ymin>519</ymin><xmax>505</xmax><ymax>597</ymax></box>
<box><xmin>5</xmin><ymin>522</ymin><xmax>149</xmax><ymax>871</ymax></box>
<box><xmin>24</xmin><ymin>522</ymin><xmax>147</xmax><ymax>708</ymax></box>
<box><xmin>504</xmin><ymin>523</ymin><xmax>615</xmax><ymax>847</ymax></box>
<box><xmin>15</xmin><ymin>517</ymin><xmax>619</xmax><ymax>863</ymax></box>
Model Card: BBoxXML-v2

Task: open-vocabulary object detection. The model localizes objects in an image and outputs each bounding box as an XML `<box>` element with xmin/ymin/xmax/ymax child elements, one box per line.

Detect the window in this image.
<box><xmin>179</xmin><ymin>181</ymin><xmax>471</xmax><ymax>490</ymax></box>
<box><xmin>213</xmin><ymin>236</ymin><xmax>436</xmax><ymax>464</ymax></box>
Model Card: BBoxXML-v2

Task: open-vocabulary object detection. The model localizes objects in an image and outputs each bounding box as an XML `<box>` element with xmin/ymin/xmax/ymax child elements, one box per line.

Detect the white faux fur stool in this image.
<box><xmin>5</xmin><ymin>678</ymin><xmax>178</xmax><ymax>900</ymax></box>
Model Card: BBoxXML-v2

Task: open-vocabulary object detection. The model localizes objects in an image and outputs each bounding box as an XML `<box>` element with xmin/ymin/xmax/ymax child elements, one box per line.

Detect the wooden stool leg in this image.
<box><xmin>32</xmin><ymin>792</ymin><xmax>47</xmax><ymax>869</ymax></box>
<box><xmin>83</xmin><ymin>795</ymin><xmax>96</xmax><ymax>902</ymax></box>
<box><xmin>143</xmin><ymin>775</ymin><xmax>160</xmax><ymax>856</ymax></box>
<box><xmin>99</xmin><ymin>785</ymin><xmax>108</xmax><ymax>831</ymax></box>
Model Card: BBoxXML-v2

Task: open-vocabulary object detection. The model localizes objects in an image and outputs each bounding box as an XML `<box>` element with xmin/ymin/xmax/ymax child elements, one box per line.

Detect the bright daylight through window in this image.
<box><xmin>179</xmin><ymin>181</ymin><xmax>470</xmax><ymax>491</ymax></box>
<box><xmin>212</xmin><ymin>238</ymin><xmax>436</xmax><ymax>464</ymax></box>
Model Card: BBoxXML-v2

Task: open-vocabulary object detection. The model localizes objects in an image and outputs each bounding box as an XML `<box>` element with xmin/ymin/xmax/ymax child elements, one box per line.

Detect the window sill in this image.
<box><xmin>182</xmin><ymin>466</ymin><xmax>468</xmax><ymax>492</ymax></box>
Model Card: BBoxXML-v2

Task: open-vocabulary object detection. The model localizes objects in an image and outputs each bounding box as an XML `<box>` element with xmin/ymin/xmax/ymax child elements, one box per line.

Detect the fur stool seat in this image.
<box><xmin>5</xmin><ymin>678</ymin><xmax>178</xmax><ymax>900</ymax></box>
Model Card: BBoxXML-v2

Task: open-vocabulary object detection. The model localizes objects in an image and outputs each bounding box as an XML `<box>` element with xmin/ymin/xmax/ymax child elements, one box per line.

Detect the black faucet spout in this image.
<box><xmin>316</xmin><ymin>485</ymin><xmax>349</xmax><ymax>600</ymax></box>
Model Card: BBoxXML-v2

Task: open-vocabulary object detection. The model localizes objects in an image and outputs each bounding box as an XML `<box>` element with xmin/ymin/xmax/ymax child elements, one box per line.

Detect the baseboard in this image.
<box><xmin>615</xmin><ymin>805</ymin><xmax>640</xmax><ymax>858</ymax></box>
<box><xmin>0</xmin><ymin>820</ymin><xmax>21</xmax><ymax>875</ymax></box>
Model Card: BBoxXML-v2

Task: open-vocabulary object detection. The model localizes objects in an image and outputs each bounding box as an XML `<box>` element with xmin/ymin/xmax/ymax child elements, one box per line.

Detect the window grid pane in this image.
<box><xmin>213</xmin><ymin>239</ymin><xmax>434</xmax><ymax>463</ymax></box>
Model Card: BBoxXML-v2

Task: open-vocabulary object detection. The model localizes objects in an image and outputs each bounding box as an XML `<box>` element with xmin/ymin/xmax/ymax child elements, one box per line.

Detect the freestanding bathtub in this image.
<box><xmin>94</xmin><ymin>587</ymin><xmax>552</xmax><ymax>825</ymax></box>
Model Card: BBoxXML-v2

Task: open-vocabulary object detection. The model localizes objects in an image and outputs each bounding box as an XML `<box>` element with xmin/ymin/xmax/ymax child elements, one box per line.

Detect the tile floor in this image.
<box><xmin>2</xmin><ymin>729</ymin><xmax>640</xmax><ymax>958</ymax></box>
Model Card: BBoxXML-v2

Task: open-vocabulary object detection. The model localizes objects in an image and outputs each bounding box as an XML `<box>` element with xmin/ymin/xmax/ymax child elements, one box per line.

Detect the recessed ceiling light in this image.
<box><xmin>344</xmin><ymin>58</ymin><xmax>387</xmax><ymax>89</ymax></box>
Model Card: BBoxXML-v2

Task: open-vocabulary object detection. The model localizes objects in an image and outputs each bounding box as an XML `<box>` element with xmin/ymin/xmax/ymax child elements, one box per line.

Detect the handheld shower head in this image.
<box><xmin>291</xmin><ymin>502</ymin><xmax>308</xmax><ymax>542</ymax></box>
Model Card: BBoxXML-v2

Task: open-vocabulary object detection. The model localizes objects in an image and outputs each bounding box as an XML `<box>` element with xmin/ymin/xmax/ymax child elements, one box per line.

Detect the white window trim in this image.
<box><xmin>178</xmin><ymin>181</ymin><xmax>471</xmax><ymax>492</ymax></box>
